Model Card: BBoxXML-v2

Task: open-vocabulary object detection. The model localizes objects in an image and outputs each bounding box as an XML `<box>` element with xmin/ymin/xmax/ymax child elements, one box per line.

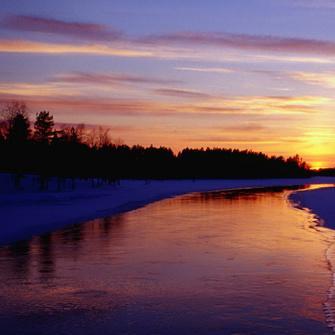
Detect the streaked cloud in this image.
<box><xmin>2</xmin><ymin>37</ymin><xmax>332</xmax><ymax>64</ymax></box>
<box><xmin>2</xmin><ymin>14</ymin><xmax>335</xmax><ymax>64</ymax></box>
<box><xmin>0</xmin><ymin>38</ymin><xmax>227</xmax><ymax>62</ymax></box>
<box><xmin>143</xmin><ymin>31</ymin><xmax>335</xmax><ymax>57</ymax></box>
<box><xmin>191</xmin><ymin>95</ymin><xmax>329</xmax><ymax>116</ymax></box>
<box><xmin>52</xmin><ymin>71</ymin><xmax>180</xmax><ymax>86</ymax></box>
<box><xmin>222</xmin><ymin>124</ymin><xmax>268</xmax><ymax>132</ymax></box>
<box><xmin>0</xmin><ymin>39</ymin><xmax>153</xmax><ymax>57</ymax></box>
<box><xmin>188</xmin><ymin>136</ymin><xmax>286</xmax><ymax>145</ymax></box>
<box><xmin>0</xmin><ymin>82</ymin><xmax>326</xmax><ymax>118</ymax></box>
<box><xmin>154</xmin><ymin>88</ymin><xmax>212</xmax><ymax>99</ymax></box>
<box><xmin>253</xmin><ymin>54</ymin><xmax>335</xmax><ymax>64</ymax></box>
<box><xmin>0</xmin><ymin>94</ymin><xmax>239</xmax><ymax>118</ymax></box>
<box><xmin>1</xmin><ymin>15</ymin><xmax>122</xmax><ymax>41</ymax></box>
<box><xmin>290</xmin><ymin>71</ymin><xmax>335</xmax><ymax>88</ymax></box>
<box><xmin>0</xmin><ymin>82</ymin><xmax>80</xmax><ymax>97</ymax></box>
<box><xmin>175</xmin><ymin>67</ymin><xmax>234</xmax><ymax>74</ymax></box>
<box><xmin>184</xmin><ymin>124</ymin><xmax>304</xmax><ymax>146</ymax></box>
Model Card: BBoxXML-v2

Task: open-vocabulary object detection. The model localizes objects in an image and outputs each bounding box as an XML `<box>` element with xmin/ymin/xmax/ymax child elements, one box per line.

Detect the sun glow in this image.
<box><xmin>310</xmin><ymin>161</ymin><xmax>327</xmax><ymax>170</ymax></box>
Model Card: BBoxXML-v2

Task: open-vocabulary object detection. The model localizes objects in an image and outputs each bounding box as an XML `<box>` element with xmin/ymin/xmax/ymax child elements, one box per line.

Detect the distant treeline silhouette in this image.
<box><xmin>315</xmin><ymin>168</ymin><xmax>335</xmax><ymax>176</ymax></box>
<box><xmin>0</xmin><ymin>101</ymin><xmax>311</xmax><ymax>189</ymax></box>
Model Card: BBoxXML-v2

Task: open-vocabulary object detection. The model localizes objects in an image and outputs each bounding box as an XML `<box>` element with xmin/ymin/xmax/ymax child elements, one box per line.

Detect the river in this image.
<box><xmin>0</xmin><ymin>185</ymin><xmax>334</xmax><ymax>334</ymax></box>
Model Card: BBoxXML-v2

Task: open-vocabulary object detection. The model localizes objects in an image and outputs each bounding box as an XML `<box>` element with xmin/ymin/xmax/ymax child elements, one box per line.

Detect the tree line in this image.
<box><xmin>0</xmin><ymin>101</ymin><xmax>311</xmax><ymax>190</ymax></box>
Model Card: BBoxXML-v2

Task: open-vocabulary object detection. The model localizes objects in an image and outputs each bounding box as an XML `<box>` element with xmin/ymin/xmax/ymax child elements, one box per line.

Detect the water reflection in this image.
<box><xmin>7</xmin><ymin>240</ymin><xmax>31</xmax><ymax>279</ymax></box>
<box><xmin>37</xmin><ymin>234</ymin><xmax>55</xmax><ymax>281</ymax></box>
<box><xmin>0</xmin><ymin>185</ymin><xmax>334</xmax><ymax>335</ymax></box>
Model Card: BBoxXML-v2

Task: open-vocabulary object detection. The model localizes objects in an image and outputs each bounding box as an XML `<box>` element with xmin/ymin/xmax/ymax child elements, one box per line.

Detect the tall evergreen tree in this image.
<box><xmin>5</xmin><ymin>102</ymin><xmax>31</xmax><ymax>144</ymax></box>
<box><xmin>34</xmin><ymin>111</ymin><xmax>54</xmax><ymax>143</ymax></box>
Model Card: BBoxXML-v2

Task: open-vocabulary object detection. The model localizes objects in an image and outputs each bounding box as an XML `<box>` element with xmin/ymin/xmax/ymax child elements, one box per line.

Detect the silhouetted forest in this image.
<box><xmin>0</xmin><ymin>101</ymin><xmax>311</xmax><ymax>190</ymax></box>
<box><xmin>314</xmin><ymin>168</ymin><xmax>335</xmax><ymax>176</ymax></box>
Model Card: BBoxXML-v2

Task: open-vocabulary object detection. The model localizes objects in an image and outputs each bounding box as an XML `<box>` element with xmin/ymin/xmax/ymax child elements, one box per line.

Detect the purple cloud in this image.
<box><xmin>154</xmin><ymin>88</ymin><xmax>212</xmax><ymax>99</ymax></box>
<box><xmin>52</xmin><ymin>72</ymin><xmax>181</xmax><ymax>86</ymax></box>
<box><xmin>1</xmin><ymin>15</ymin><xmax>122</xmax><ymax>41</ymax></box>
<box><xmin>143</xmin><ymin>31</ymin><xmax>335</xmax><ymax>55</ymax></box>
<box><xmin>3</xmin><ymin>15</ymin><xmax>335</xmax><ymax>58</ymax></box>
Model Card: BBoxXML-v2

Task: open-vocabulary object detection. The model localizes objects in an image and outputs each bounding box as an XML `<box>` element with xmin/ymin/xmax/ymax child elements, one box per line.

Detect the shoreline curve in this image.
<box><xmin>1</xmin><ymin>176</ymin><xmax>335</xmax><ymax>246</ymax></box>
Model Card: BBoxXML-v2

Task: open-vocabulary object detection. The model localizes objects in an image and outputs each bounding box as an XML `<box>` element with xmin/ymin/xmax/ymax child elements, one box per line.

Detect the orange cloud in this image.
<box><xmin>290</xmin><ymin>71</ymin><xmax>335</xmax><ymax>88</ymax></box>
<box><xmin>0</xmin><ymin>39</ymin><xmax>153</xmax><ymax>57</ymax></box>
<box><xmin>0</xmin><ymin>82</ymin><xmax>80</xmax><ymax>97</ymax></box>
<box><xmin>0</xmin><ymin>84</ymin><xmax>327</xmax><ymax>117</ymax></box>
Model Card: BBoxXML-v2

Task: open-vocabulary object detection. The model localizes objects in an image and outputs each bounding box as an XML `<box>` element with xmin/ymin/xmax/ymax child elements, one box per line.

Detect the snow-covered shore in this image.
<box><xmin>290</xmin><ymin>186</ymin><xmax>335</xmax><ymax>229</ymax></box>
<box><xmin>1</xmin><ymin>175</ymin><xmax>335</xmax><ymax>246</ymax></box>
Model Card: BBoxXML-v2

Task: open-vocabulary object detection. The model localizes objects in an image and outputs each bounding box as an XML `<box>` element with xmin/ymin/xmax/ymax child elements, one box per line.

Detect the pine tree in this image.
<box><xmin>34</xmin><ymin>111</ymin><xmax>54</xmax><ymax>143</ymax></box>
<box><xmin>5</xmin><ymin>102</ymin><xmax>31</xmax><ymax>144</ymax></box>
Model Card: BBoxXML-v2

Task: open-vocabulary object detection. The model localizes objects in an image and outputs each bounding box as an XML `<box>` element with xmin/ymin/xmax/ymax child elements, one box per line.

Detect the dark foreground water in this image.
<box><xmin>0</xmin><ymin>186</ymin><xmax>334</xmax><ymax>335</ymax></box>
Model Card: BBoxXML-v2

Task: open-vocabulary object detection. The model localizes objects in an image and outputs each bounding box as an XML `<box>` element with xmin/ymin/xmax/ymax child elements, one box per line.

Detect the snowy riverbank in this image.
<box><xmin>1</xmin><ymin>175</ymin><xmax>335</xmax><ymax>245</ymax></box>
<box><xmin>290</xmin><ymin>186</ymin><xmax>335</xmax><ymax>229</ymax></box>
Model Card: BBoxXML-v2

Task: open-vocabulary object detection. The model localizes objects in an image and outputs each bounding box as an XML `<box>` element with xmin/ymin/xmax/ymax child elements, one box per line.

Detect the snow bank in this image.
<box><xmin>1</xmin><ymin>175</ymin><xmax>335</xmax><ymax>245</ymax></box>
<box><xmin>290</xmin><ymin>186</ymin><xmax>335</xmax><ymax>229</ymax></box>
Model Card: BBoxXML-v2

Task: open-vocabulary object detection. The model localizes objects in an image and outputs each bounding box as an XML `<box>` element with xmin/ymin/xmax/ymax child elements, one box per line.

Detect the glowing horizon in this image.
<box><xmin>0</xmin><ymin>1</ymin><xmax>335</xmax><ymax>168</ymax></box>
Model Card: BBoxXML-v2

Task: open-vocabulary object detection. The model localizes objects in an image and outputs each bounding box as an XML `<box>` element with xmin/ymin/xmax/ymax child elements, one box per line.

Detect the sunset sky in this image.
<box><xmin>1</xmin><ymin>0</ymin><xmax>335</xmax><ymax>168</ymax></box>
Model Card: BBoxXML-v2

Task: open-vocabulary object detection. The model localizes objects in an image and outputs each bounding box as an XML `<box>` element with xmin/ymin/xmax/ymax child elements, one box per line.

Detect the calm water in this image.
<box><xmin>0</xmin><ymin>186</ymin><xmax>335</xmax><ymax>335</ymax></box>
